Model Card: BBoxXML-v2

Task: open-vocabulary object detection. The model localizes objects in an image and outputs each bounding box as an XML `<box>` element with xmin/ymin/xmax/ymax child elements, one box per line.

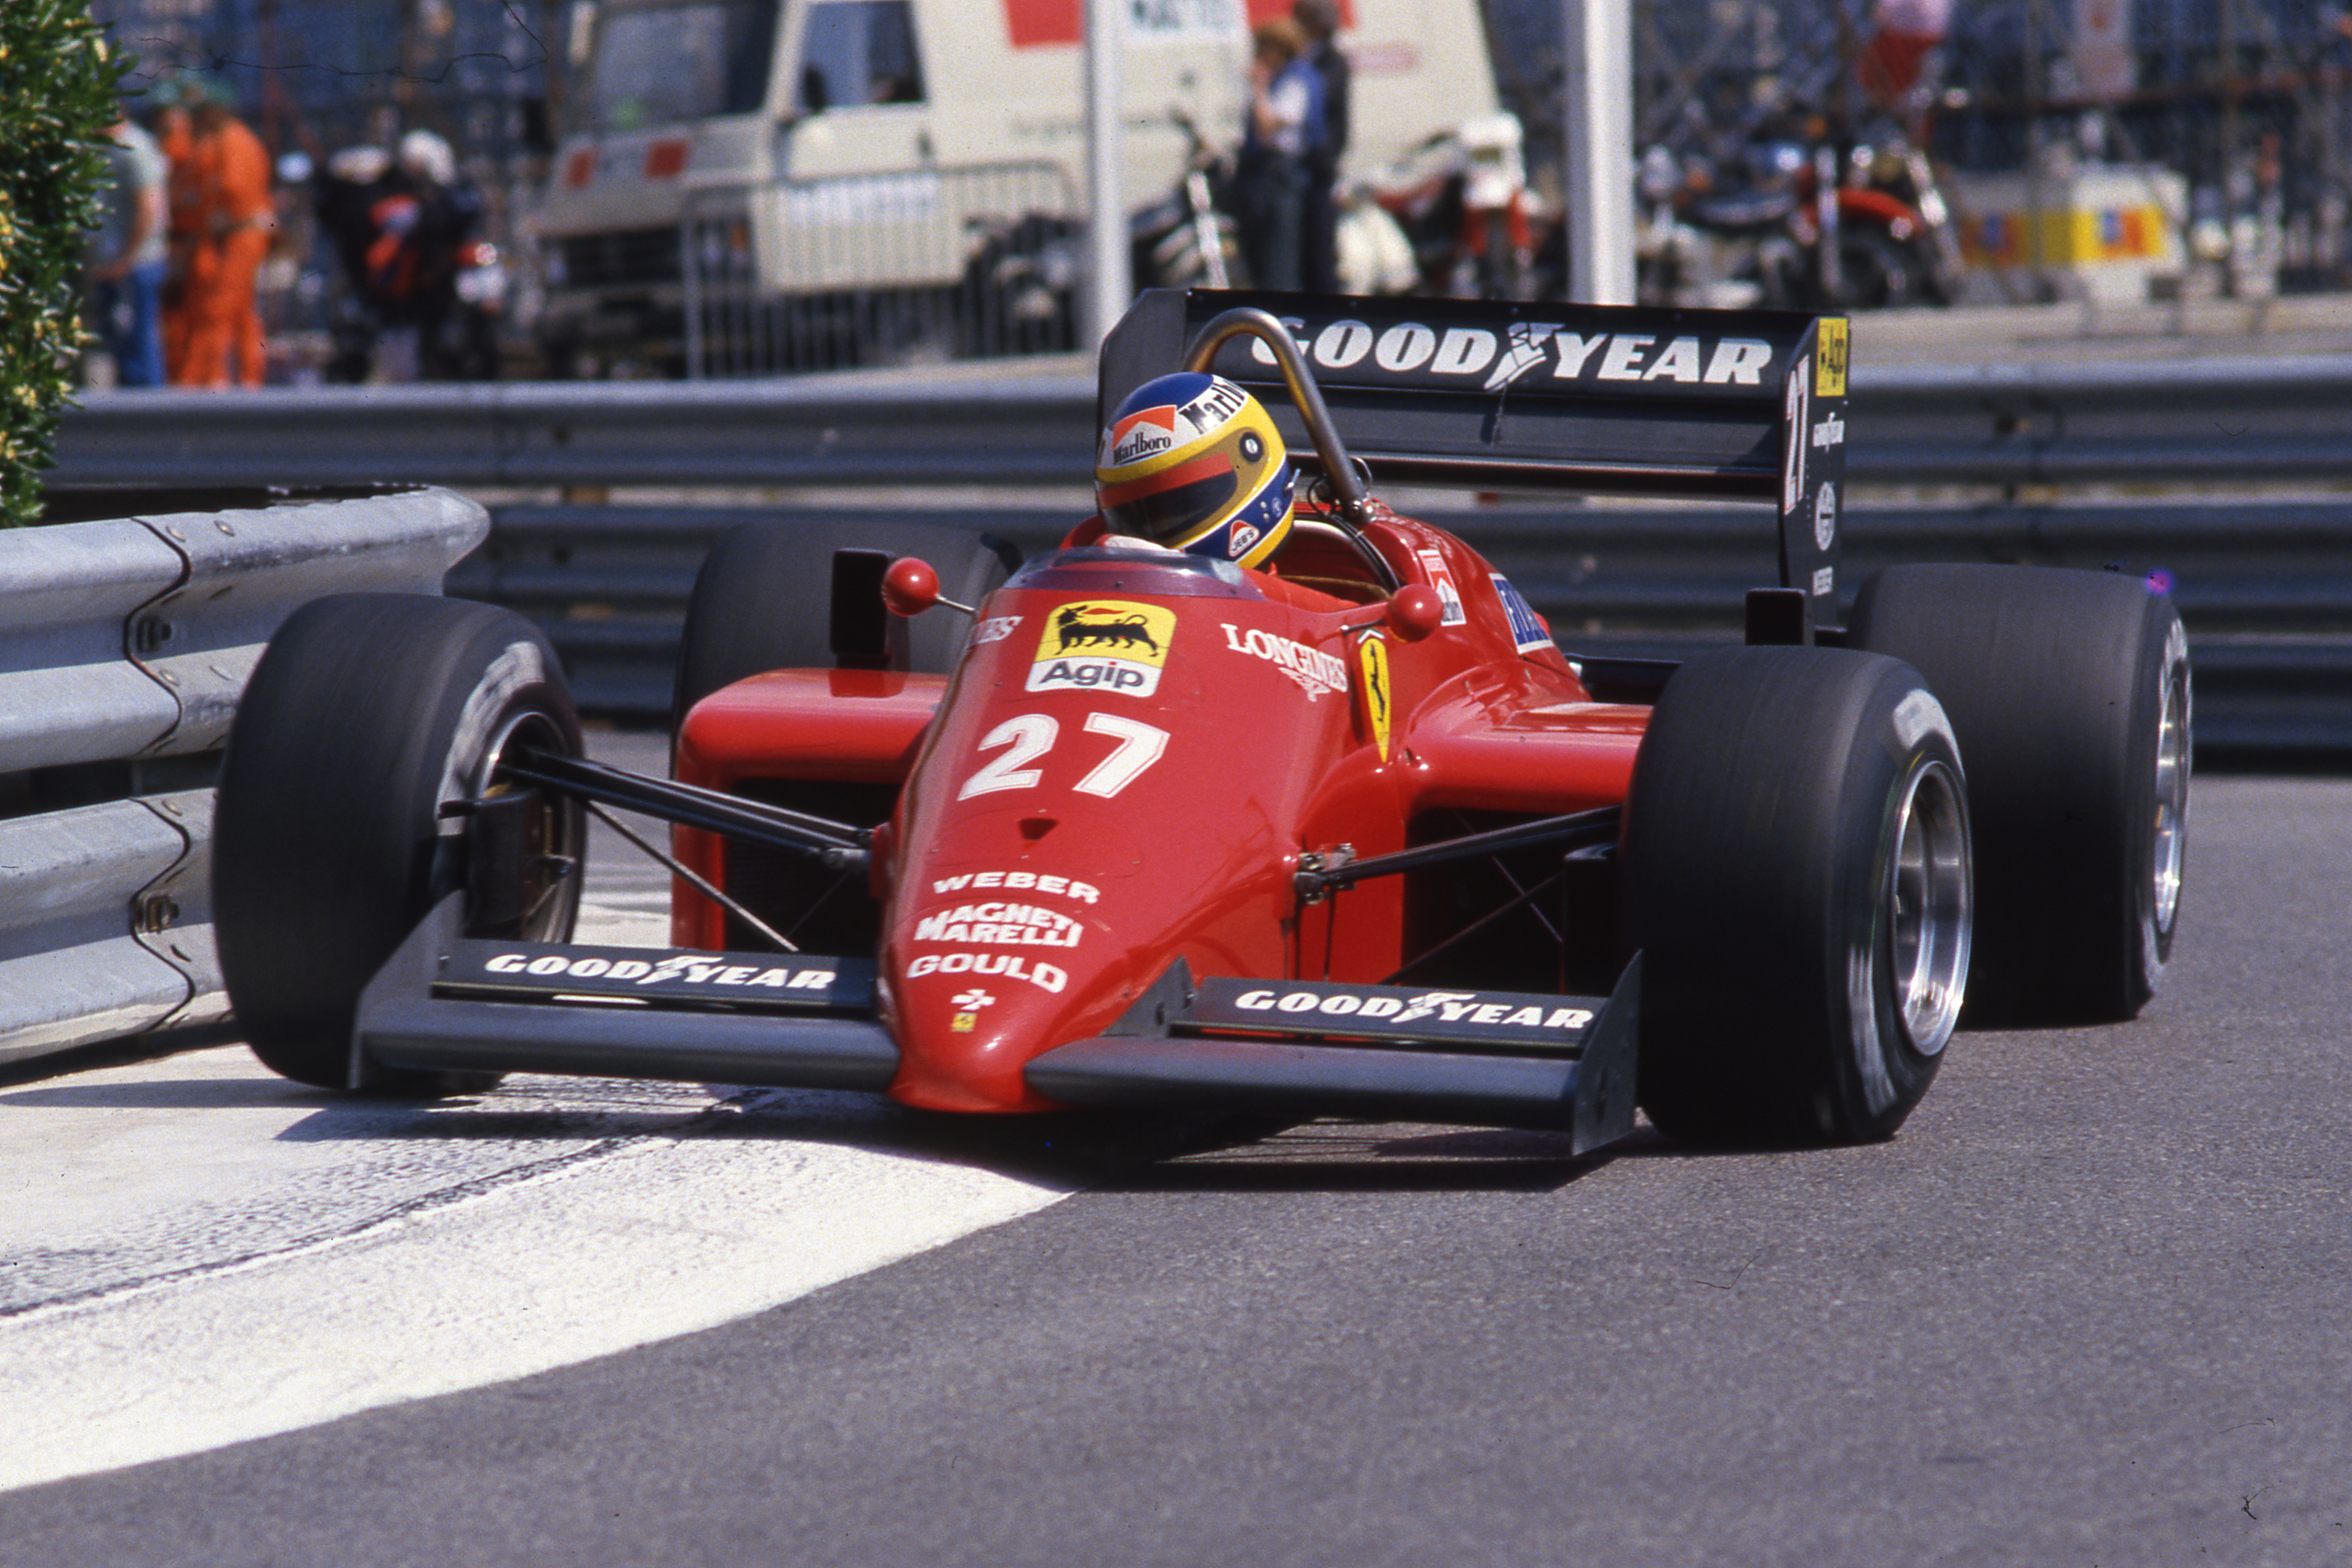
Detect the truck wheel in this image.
<box><xmin>214</xmin><ymin>595</ymin><xmax>584</xmax><ymax>1089</ymax></box>
<box><xmin>1626</xmin><ymin>647</ymin><xmax>1972</xmax><ymax>1146</ymax></box>
<box><xmin>1849</xmin><ymin>563</ymin><xmax>2190</xmax><ymax>1024</ymax></box>
<box><xmin>670</xmin><ymin>520</ymin><xmax>1018</xmax><ymax>955</ymax></box>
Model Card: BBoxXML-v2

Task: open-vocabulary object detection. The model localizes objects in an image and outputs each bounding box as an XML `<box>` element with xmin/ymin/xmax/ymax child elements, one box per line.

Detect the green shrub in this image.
<box><xmin>0</xmin><ymin>0</ymin><xmax>126</xmax><ymax>527</ymax></box>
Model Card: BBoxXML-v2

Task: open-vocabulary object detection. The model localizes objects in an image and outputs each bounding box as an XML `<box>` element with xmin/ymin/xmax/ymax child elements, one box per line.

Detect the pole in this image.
<box><xmin>1083</xmin><ymin>0</ymin><xmax>1129</xmax><ymax>349</ymax></box>
<box><xmin>1562</xmin><ymin>0</ymin><xmax>1636</xmax><ymax>304</ymax></box>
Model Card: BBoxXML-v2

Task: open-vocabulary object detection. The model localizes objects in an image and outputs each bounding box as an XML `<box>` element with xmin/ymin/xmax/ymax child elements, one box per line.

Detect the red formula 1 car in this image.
<box><xmin>212</xmin><ymin>291</ymin><xmax>2191</xmax><ymax>1149</ymax></box>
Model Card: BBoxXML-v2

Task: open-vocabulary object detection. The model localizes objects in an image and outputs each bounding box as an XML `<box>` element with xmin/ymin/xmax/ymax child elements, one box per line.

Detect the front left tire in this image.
<box><xmin>1626</xmin><ymin>646</ymin><xmax>1973</xmax><ymax>1146</ymax></box>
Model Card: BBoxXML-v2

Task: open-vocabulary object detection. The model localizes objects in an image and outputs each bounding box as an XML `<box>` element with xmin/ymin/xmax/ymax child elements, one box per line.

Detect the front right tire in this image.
<box><xmin>668</xmin><ymin>518</ymin><xmax>1018</xmax><ymax>955</ymax></box>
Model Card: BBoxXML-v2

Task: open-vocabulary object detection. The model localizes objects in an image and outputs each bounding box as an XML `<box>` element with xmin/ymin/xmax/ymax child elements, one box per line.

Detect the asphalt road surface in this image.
<box><xmin>2</xmin><ymin>742</ymin><xmax>2347</xmax><ymax>1566</ymax></box>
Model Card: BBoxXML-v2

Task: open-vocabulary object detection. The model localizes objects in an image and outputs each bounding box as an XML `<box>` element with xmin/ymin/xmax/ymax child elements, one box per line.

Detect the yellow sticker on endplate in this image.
<box><xmin>1816</xmin><ymin>317</ymin><xmax>1849</xmax><ymax>398</ymax></box>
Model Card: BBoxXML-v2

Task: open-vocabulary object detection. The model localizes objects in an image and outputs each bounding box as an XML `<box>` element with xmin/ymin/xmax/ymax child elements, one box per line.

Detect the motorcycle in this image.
<box><xmin>1637</xmin><ymin>126</ymin><xmax>1954</xmax><ymax>311</ymax></box>
<box><xmin>1129</xmin><ymin>109</ymin><xmax>1245</xmax><ymax>291</ymax></box>
<box><xmin>1348</xmin><ymin>114</ymin><xmax>1545</xmax><ymax>299</ymax></box>
<box><xmin>949</xmin><ymin>112</ymin><xmax>1243</xmax><ymax>359</ymax></box>
<box><xmin>315</xmin><ymin>143</ymin><xmax>505</xmax><ymax>382</ymax></box>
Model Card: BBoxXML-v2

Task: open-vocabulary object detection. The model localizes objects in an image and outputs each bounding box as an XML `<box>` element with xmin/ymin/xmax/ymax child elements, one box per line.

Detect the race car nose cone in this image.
<box><xmin>888</xmin><ymin>982</ymin><xmax>1071</xmax><ymax>1113</ymax></box>
<box><xmin>890</xmin><ymin>1028</ymin><xmax>1038</xmax><ymax>1113</ymax></box>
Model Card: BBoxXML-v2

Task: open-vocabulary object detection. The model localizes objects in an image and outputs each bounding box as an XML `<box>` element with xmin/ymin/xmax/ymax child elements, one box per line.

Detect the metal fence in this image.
<box><xmin>673</xmin><ymin>164</ymin><xmax>1084</xmax><ymax>378</ymax></box>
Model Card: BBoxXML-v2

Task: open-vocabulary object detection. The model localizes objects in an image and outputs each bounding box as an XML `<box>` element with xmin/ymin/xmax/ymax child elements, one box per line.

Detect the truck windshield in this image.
<box><xmin>794</xmin><ymin>2</ymin><xmax>925</xmax><ymax>112</ymax></box>
<box><xmin>586</xmin><ymin>0</ymin><xmax>781</xmax><ymax>133</ymax></box>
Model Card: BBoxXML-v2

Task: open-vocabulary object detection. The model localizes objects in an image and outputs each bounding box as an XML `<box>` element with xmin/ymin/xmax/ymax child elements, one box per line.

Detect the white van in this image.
<box><xmin>530</xmin><ymin>0</ymin><xmax>1499</xmax><ymax>374</ymax></box>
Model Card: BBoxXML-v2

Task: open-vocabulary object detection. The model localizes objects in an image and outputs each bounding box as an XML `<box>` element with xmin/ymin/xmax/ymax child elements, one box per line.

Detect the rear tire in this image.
<box><xmin>670</xmin><ymin>520</ymin><xmax>1018</xmax><ymax>955</ymax></box>
<box><xmin>215</xmin><ymin>595</ymin><xmax>584</xmax><ymax>1089</ymax></box>
<box><xmin>1626</xmin><ymin>647</ymin><xmax>1972</xmax><ymax>1146</ymax></box>
<box><xmin>1849</xmin><ymin>563</ymin><xmax>2190</xmax><ymax>1024</ymax></box>
<box><xmin>670</xmin><ymin>517</ymin><xmax>1019</xmax><ymax>730</ymax></box>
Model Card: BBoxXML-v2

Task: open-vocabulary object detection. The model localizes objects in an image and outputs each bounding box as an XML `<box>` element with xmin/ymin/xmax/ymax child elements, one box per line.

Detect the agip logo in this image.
<box><xmin>1028</xmin><ymin>599</ymin><xmax>1177</xmax><ymax>697</ymax></box>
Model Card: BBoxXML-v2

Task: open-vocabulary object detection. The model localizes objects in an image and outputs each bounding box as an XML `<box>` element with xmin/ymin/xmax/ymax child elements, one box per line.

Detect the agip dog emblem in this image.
<box><xmin>1029</xmin><ymin>599</ymin><xmax>1178</xmax><ymax>697</ymax></box>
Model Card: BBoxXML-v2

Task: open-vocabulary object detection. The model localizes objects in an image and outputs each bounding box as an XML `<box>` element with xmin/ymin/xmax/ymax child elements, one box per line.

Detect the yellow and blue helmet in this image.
<box><xmin>1095</xmin><ymin>372</ymin><xmax>1296</xmax><ymax>570</ymax></box>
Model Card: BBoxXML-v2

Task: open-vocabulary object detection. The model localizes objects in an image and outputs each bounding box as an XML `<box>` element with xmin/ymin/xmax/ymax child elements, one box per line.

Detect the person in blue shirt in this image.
<box><xmin>1231</xmin><ymin>16</ymin><xmax>1324</xmax><ymax>293</ymax></box>
<box><xmin>1294</xmin><ymin>0</ymin><xmax>1351</xmax><ymax>293</ymax></box>
<box><xmin>88</xmin><ymin>110</ymin><xmax>170</xmax><ymax>388</ymax></box>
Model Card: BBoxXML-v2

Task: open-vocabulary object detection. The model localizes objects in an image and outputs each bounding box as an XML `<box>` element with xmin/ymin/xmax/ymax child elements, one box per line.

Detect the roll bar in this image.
<box><xmin>1179</xmin><ymin>306</ymin><xmax>1373</xmax><ymax>527</ymax></box>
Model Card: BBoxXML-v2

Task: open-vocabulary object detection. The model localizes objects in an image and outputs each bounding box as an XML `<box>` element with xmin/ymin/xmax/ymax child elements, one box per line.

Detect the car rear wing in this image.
<box><xmin>1099</xmin><ymin>289</ymin><xmax>1851</xmax><ymax>624</ymax></box>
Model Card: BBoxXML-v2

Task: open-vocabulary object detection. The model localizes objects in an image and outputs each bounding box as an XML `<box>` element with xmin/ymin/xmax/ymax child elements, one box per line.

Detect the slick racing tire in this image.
<box><xmin>670</xmin><ymin>518</ymin><xmax>1018</xmax><ymax>955</ymax></box>
<box><xmin>1626</xmin><ymin>647</ymin><xmax>1972</xmax><ymax>1147</ymax></box>
<box><xmin>1849</xmin><ymin>563</ymin><xmax>2191</xmax><ymax>1025</ymax></box>
<box><xmin>670</xmin><ymin>516</ymin><xmax>1021</xmax><ymax>730</ymax></box>
<box><xmin>214</xmin><ymin>595</ymin><xmax>584</xmax><ymax>1089</ymax></box>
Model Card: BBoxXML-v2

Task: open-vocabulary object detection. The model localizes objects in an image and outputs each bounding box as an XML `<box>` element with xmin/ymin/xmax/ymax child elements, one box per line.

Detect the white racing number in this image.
<box><xmin>957</xmin><ymin>712</ymin><xmax>1170</xmax><ymax>802</ymax></box>
<box><xmin>959</xmin><ymin>714</ymin><xmax>1058</xmax><ymax>799</ymax></box>
<box><xmin>1073</xmin><ymin>712</ymin><xmax>1169</xmax><ymax>798</ymax></box>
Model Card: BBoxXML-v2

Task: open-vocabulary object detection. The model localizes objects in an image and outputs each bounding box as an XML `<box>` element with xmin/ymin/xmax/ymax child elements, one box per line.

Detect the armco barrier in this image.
<box><xmin>454</xmin><ymin>497</ymin><xmax>2352</xmax><ymax>753</ymax></box>
<box><xmin>50</xmin><ymin>376</ymin><xmax>1101</xmax><ymax>491</ymax></box>
<box><xmin>43</xmin><ymin>356</ymin><xmax>2352</xmax><ymax>751</ymax></box>
<box><xmin>48</xmin><ymin>354</ymin><xmax>2352</xmax><ymax>492</ymax></box>
<box><xmin>3</xmin><ymin>487</ymin><xmax>486</xmax><ymax>1065</ymax></box>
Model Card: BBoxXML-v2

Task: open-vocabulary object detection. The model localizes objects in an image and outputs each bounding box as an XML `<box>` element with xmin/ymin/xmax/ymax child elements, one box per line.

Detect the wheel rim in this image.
<box><xmin>2150</xmin><ymin>654</ymin><xmax>2190</xmax><ymax>934</ymax></box>
<box><xmin>475</xmin><ymin>708</ymin><xmax>585</xmax><ymax>943</ymax></box>
<box><xmin>1887</xmin><ymin>759</ymin><xmax>1970</xmax><ymax>1055</ymax></box>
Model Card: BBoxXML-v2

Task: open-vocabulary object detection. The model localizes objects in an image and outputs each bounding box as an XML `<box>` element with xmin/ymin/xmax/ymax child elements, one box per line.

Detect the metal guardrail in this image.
<box><xmin>3</xmin><ymin>487</ymin><xmax>485</xmax><ymax>1065</ymax></box>
<box><xmin>43</xmin><ymin>355</ymin><xmax>2352</xmax><ymax>754</ymax></box>
<box><xmin>52</xmin><ymin>375</ymin><xmax>1099</xmax><ymax>491</ymax></box>
<box><xmin>50</xmin><ymin>353</ymin><xmax>2352</xmax><ymax>492</ymax></box>
<box><xmin>453</xmin><ymin>497</ymin><xmax>2352</xmax><ymax>755</ymax></box>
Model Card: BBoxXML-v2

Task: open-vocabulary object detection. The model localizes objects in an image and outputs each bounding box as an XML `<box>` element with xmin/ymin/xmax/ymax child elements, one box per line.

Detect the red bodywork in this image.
<box><xmin>673</xmin><ymin>509</ymin><xmax>1647</xmax><ymax>1116</ymax></box>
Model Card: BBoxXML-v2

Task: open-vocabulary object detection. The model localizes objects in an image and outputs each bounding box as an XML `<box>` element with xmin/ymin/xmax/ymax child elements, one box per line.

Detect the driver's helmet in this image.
<box><xmin>1095</xmin><ymin>371</ymin><xmax>1296</xmax><ymax>570</ymax></box>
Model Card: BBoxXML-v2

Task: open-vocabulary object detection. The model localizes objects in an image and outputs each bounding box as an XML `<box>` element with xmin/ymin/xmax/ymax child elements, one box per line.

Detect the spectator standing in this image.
<box><xmin>396</xmin><ymin>130</ymin><xmax>493</xmax><ymax>379</ymax></box>
<box><xmin>155</xmin><ymin>91</ymin><xmax>196</xmax><ymax>376</ymax></box>
<box><xmin>1231</xmin><ymin>17</ymin><xmax>1324</xmax><ymax>293</ymax></box>
<box><xmin>1294</xmin><ymin>0</ymin><xmax>1351</xmax><ymax>293</ymax></box>
<box><xmin>313</xmin><ymin>130</ymin><xmax>492</xmax><ymax>382</ymax></box>
<box><xmin>86</xmin><ymin>110</ymin><xmax>169</xmax><ymax>387</ymax></box>
<box><xmin>168</xmin><ymin>80</ymin><xmax>274</xmax><ymax>387</ymax></box>
<box><xmin>1857</xmin><ymin>0</ymin><xmax>1951</xmax><ymax>110</ymax></box>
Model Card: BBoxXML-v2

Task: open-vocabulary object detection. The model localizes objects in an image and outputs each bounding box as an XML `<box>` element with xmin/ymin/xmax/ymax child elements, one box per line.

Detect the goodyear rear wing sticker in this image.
<box><xmin>1100</xmin><ymin>289</ymin><xmax>1850</xmax><ymax>620</ymax></box>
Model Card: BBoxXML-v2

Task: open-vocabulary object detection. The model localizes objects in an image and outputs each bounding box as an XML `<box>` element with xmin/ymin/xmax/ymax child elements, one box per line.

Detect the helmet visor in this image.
<box><xmin>1097</xmin><ymin>453</ymin><xmax>1237</xmax><ymax>546</ymax></box>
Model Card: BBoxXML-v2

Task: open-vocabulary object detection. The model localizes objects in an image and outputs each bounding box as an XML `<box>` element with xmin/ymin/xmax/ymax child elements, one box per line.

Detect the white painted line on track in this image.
<box><xmin>0</xmin><ymin>1048</ymin><xmax>1071</xmax><ymax>1492</ymax></box>
<box><xmin>0</xmin><ymin>729</ymin><xmax>1091</xmax><ymax>1490</ymax></box>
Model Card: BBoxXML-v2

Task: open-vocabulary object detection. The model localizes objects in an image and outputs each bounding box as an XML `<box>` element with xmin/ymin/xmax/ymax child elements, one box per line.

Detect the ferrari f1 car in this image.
<box><xmin>212</xmin><ymin>291</ymin><xmax>2191</xmax><ymax>1149</ymax></box>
